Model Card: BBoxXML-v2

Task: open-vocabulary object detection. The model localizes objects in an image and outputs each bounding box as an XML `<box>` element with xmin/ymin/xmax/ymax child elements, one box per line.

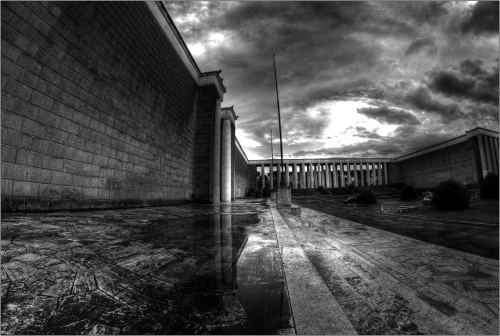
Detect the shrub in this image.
<box><xmin>356</xmin><ymin>188</ymin><xmax>377</xmax><ymax>204</ymax></box>
<box><xmin>254</xmin><ymin>190</ymin><xmax>262</xmax><ymax>198</ymax></box>
<box><xmin>321</xmin><ymin>189</ymin><xmax>331</xmax><ymax>195</ymax></box>
<box><xmin>480</xmin><ymin>173</ymin><xmax>499</xmax><ymax>199</ymax></box>
<box><xmin>262</xmin><ymin>188</ymin><xmax>271</xmax><ymax>197</ymax></box>
<box><xmin>400</xmin><ymin>185</ymin><xmax>417</xmax><ymax>200</ymax></box>
<box><xmin>347</xmin><ymin>183</ymin><xmax>355</xmax><ymax>190</ymax></box>
<box><xmin>433</xmin><ymin>179</ymin><xmax>470</xmax><ymax>209</ymax></box>
<box><xmin>317</xmin><ymin>185</ymin><xmax>324</xmax><ymax>190</ymax></box>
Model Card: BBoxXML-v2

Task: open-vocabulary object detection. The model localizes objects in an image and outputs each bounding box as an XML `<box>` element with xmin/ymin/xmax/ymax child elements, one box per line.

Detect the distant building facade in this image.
<box><xmin>249</xmin><ymin>127</ymin><xmax>499</xmax><ymax>190</ymax></box>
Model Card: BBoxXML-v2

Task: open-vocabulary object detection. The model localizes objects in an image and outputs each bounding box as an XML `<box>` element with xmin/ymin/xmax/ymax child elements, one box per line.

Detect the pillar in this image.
<box><xmin>483</xmin><ymin>136</ymin><xmax>493</xmax><ymax>174</ymax></box>
<box><xmin>477</xmin><ymin>135</ymin><xmax>488</xmax><ymax>177</ymax></box>
<box><xmin>384</xmin><ymin>162</ymin><xmax>388</xmax><ymax>185</ymax></box>
<box><xmin>221</xmin><ymin>118</ymin><xmax>232</xmax><ymax>202</ymax></box>
<box><xmin>292</xmin><ymin>164</ymin><xmax>298</xmax><ymax>189</ymax></box>
<box><xmin>285</xmin><ymin>163</ymin><xmax>290</xmax><ymax>187</ymax></box>
<box><xmin>494</xmin><ymin>139</ymin><xmax>500</xmax><ymax>174</ymax></box>
<box><xmin>270</xmin><ymin>165</ymin><xmax>274</xmax><ymax>189</ymax></box>
<box><xmin>333</xmin><ymin>163</ymin><xmax>339</xmax><ymax>187</ymax></box>
<box><xmin>317</xmin><ymin>164</ymin><xmax>322</xmax><ymax>187</ymax></box>
<box><xmin>308</xmin><ymin>163</ymin><xmax>314</xmax><ymax>188</ymax></box>
<box><xmin>260</xmin><ymin>164</ymin><xmax>265</xmax><ymax>190</ymax></box>
<box><xmin>212</xmin><ymin>98</ymin><xmax>222</xmax><ymax>203</ymax></box>
<box><xmin>353</xmin><ymin>163</ymin><xmax>358</xmax><ymax>186</ymax></box>
<box><xmin>360</xmin><ymin>163</ymin><xmax>365</xmax><ymax>187</ymax></box>
<box><xmin>487</xmin><ymin>137</ymin><xmax>498</xmax><ymax>174</ymax></box>
<box><xmin>277</xmin><ymin>164</ymin><xmax>281</xmax><ymax>186</ymax></box>
<box><xmin>378</xmin><ymin>162</ymin><xmax>383</xmax><ymax>185</ymax></box>
<box><xmin>340</xmin><ymin>163</ymin><xmax>345</xmax><ymax>187</ymax></box>
<box><xmin>346</xmin><ymin>163</ymin><xmax>351</xmax><ymax>186</ymax></box>
<box><xmin>325</xmin><ymin>163</ymin><xmax>331</xmax><ymax>188</ymax></box>
<box><xmin>300</xmin><ymin>164</ymin><xmax>306</xmax><ymax>189</ymax></box>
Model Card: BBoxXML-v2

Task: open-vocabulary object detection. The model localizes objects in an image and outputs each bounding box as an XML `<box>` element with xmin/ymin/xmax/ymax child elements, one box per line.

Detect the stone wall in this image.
<box><xmin>1</xmin><ymin>1</ymin><xmax>203</xmax><ymax>211</ymax></box>
<box><xmin>247</xmin><ymin>165</ymin><xmax>257</xmax><ymax>192</ymax></box>
<box><xmin>396</xmin><ymin>140</ymin><xmax>477</xmax><ymax>188</ymax></box>
<box><xmin>233</xmin><ymin>143</ymin><xmax>248</xmax><ymax>199</ymax></box>
<box><xmin>192</xmin><ymin>85</ymin><xmax>217</xmax><ymax>203</ymax></box>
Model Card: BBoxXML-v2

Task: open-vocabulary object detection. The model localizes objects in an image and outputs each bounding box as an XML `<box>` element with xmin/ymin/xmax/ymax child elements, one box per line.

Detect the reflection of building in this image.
<box><xmin>249</xmin><ymin>127</ymin><xmax>499</xmax><ymax>189</ymax></box>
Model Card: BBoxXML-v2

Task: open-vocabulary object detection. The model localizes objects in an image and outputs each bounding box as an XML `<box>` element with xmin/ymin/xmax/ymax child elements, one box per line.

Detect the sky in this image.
<box><xmin>164</xmin><ymin>1</ymin><xmax>499</xmax><ymax>160</ymax></box>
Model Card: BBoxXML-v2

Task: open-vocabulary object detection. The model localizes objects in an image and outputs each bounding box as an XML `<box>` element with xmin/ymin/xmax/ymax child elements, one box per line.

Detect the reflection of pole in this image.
<box><xmin>271</xmin><ymin>129</ymin><xmax>274</xmax><ymax>189</ymax></box>
<box><xmin>273</xmin><ymin>54</ymin><xmax>286</xmax><ymax>186</ymax></box>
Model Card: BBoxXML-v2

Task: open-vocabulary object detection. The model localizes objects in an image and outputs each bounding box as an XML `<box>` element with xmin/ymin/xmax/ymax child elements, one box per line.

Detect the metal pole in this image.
<box><xmin>271</xmin><ymin>129</ymin><xmax>274</xmax><ymax>189</ymax></box>
<box><xmin>273</xmin><ymin>54</ymin><xmax>286</xmax><ymax>186</ymax></box>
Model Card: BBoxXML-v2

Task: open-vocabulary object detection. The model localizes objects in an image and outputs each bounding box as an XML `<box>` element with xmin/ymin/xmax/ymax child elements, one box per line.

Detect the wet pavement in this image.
<box><xmin>1</xmin><ymin>199</ymin><xmax>499</xmax><ymax>334</ymax></box>
<box><xmin>295</xmin><ymin>200</ymin><xmax>499</xmax><ymax>260</ymax></box>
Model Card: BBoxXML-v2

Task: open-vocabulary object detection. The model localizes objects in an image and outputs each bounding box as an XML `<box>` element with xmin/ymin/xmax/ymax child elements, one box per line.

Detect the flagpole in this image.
<box><xmin>271</xmin><ymin>129</ymin><xmax>274</xmax><ymax>188</ymax></box>
<box><xmin>273</xmin><ymin>54</ymin><xmax>286</xmax><ymax>186</ymax></box>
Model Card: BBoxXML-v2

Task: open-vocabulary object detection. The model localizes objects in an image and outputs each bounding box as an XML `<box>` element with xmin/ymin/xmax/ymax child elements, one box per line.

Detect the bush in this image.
<box><xmin>356</xmin><ymin>188</ymin><xmax>377</xmax><ymax>204</ymax></box>
<box><xmin>433</xmin><ymin>179</ymin><xmax>470</xmax><ymax>209</ymax></box>
<box><xmin>400</xmin><ymin>185</ymin><xmax>417</xmax><ymax>200</ymax></box>
<box><xmin>317</xmin><ymin>186</ymin><xmax>324</xmax><ymax>190</ymax></box>
<box><xmin>262</xmin><ymin>188</ymin><xmax>271</xmax><ymax>197</ymax></box>
<box><xmin>321</xmin><ymin>189</ymin><xmax>331</xmax><ymax>195</ymax></box>
<box><xmin>254</xmin><ymin>190</ymin><xmax>262</xmax><ymax>198</ymax></box>
<box><xmin>480</xmin><ymin>173</ymin><xmax>499</xmax><ymax>199</ymax></box>
<box><xmin>347</xmin><ymin>183</ymin><xmax>355</xmax><ymax>190</ymax></box>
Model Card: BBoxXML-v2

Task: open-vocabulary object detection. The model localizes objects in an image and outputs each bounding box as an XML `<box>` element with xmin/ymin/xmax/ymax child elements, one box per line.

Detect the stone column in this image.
<box><xmin>308</xmin><ymin>163</ymin><xmax>313</xmax><ymax>188</ymax></box>
<box><xmin>378</xmin><ymin>162</ymin><xmax>383</xmax><ymax>185</ymax></box>
<box><xmin>260</xmin><ymin>164</ymin><xmax>265</xmax><ymax>190</ymax></box>
<box><xmin>212</xmin><ymin>98</ymin><xmax>222</xmax><ymax>203</ymax></box>
<box><xmin>221</xmin><ymin>118</ymin><xmax>232</xmax><ymax>202</ymax></box>
<box><xmin>340</xmin><ymin>163</ymin><xmax>345</xmax><ymax>187</ymax></box>
<box><xmin>325</xmin><ymin>163</ymin><xmax>331</xmax><ymax>188</ymax></box>
<box><xmin>292</xmin><ymin>164</ymin><xmax>298</xmax><ymax>189</ymax></box>
<box><xmin>384</xmin><ymin>162</ymin><xmax>388</xmax><ymax>185</ymax></box>
<box><xmin>317</xmin><ymin>164</ymin><xmax>322</xmax><ymax>187</ymax></box>
<box><xmin>300</xmin><ymin>164</ymin><xmax>306</xmax><ymax>189</ymax></box>
<box><xmin>477</xmin><ymin>135</ymin><xmax>488</xmax><ymax>177</ymax></box>
<box><xmin>285</xmin><ymin>163</ymin><xmax>290</xmax><ymax>187</ymax></box>
<box><xmin>487</xmin><ymin>137</ymin><xmax>498</xmax><ymax>174</ymax></box>
<box><xmin>494</xmin><ymin>139</ymin><xmax>500</xmax><ymax>174</ymax></box>
<box><xmin>269</xmin><ymin>165</ymin><xmax>274</xmax><ymax>189</ymax></box>
<box><xmin>277</xmin><ymin>164</ymin><xmax>282</xmax><ymax>186</ymax></box>
<box><xmin>345</xmin><ymin>163</ymin><xmax>351</xmax><ymax>186</ymax></box>
<box><xmin>359</xmin><ymin>162</ymin><xmax>365</xmax><ymax>187</ymax></box>
<box><xmin>353</xmin><ymin>163</ymin><xmax>358</xmax><ymax>187</ymax></box>
<box><xmin>484</xmin><ymin>136</ymin><xmax>493</xmax><ymax>174</ymax></box>
<box><xmin>333</xmin><ymin>163</ymin><xmax>339</xmax><ymax>187</ymax></box>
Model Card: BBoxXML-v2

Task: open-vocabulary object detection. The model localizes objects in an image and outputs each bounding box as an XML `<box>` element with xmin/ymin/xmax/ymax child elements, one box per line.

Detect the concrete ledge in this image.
<box><xmin>277</xmin><ymin>205</ymin><xmax>302</xmax><ymax>217</ymax></box>
<box><xmin>1</xmin><ymin>196</ymin><xmax>191</xmax><ymax>213</ymax></box>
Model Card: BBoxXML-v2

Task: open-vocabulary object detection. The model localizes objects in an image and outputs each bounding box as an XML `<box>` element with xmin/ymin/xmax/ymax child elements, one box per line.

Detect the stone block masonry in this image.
<box><xmin>1</xmin><ymin>1</ymin><xmax>203</xmax><ymax>211</ymax></box>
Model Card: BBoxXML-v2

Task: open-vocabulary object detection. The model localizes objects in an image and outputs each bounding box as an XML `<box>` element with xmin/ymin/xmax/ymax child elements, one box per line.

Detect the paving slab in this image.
<box><xmin>1</xmin><ymin>199</ymin><xmax>498</xmax><ymax>335</ymax></box>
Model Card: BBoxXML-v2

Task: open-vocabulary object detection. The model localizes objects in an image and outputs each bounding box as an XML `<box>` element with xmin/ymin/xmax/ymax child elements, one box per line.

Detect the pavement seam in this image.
<box><xmin>270</xmin><ymin>206</ymin><xmax>358</xmax><ymax>335</ymax></box>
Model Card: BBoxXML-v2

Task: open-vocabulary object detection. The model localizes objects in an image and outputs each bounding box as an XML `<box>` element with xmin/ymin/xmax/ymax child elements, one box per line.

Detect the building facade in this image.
<box><xmin>1</xmin><ymin>1</ymin><xmax>251</xmax><ymax>212</ymax></box>
<box><xmin>249</xmin><ymin>127</ymin><xmax>499</xmax><ymax>190</ymax></box>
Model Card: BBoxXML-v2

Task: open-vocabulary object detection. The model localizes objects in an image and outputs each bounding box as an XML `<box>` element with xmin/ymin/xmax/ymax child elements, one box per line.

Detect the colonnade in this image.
<box><xmin>257</xmin><ymin>161</ymin><xmax>389</xmax><ymax>189</ymax></box>
<box><xmin>477</xmin><ymin>134</ymin><xmax>499</xmax><ymax>177</ymax></box>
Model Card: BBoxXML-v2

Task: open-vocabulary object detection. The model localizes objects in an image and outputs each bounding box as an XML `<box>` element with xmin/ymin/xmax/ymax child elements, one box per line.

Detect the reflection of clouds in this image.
<box><xmin>166</xmin><ymin>1</ymin><xmax>498</xmax><ymax>159</ymax></box>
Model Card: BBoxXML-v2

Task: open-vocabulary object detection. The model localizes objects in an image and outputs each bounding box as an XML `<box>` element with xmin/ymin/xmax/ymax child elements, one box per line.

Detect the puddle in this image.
<box><xmin>123</xmin><ymin>207</ymin><xmax>294</xmax><ymax>334</ymax></box>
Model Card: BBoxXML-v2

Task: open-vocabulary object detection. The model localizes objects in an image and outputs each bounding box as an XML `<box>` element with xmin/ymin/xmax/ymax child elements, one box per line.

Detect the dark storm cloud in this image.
<box><xmin>460</xmin><ymin>1</ymin><xmax>499</xmax><ymax>36</ymax></box>
<box><xmin>426</xmin><ymin>59</ymin><xmax>499</xmax><ymax>105</ymax></box>
<box><xmin>357</xmin><ymin>106</ymin><xmax>421</xmax><ymax>125</ymax></box>
<box><xmin>405</xmin><ymin>37</ymin><xmax>437</xmax><ymax>57</ymax></box>
<box><xmin>166</xmin><ymin>2</ymin><xmax>499</xmax><ymax>159</ymax></box>
<box><xmin>351</xmin><ymin>126</ymin><xmax>384</xmax><ymax>139</ymax></box>
<box><xmin>404</xmin><ymin>87</ymin><xmax>466</xmax><ymax>122</ymax></box>
<box><xmin>291</xmin><ymin>139</ymin><xmax>404</xmax><ymax>158</ymax></box>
